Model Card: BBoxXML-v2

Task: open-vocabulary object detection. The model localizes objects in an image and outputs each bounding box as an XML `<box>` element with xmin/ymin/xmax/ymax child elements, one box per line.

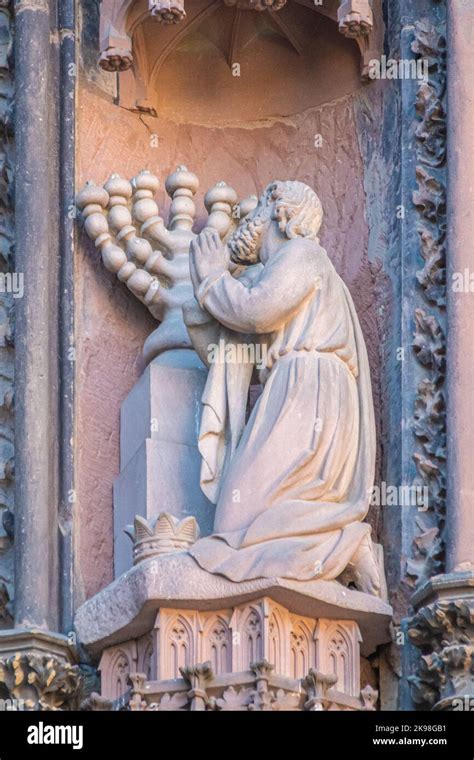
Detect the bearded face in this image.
<box><xmin>228</xmin><ymin>202</ymin><xmax>271</xmax><ymax>266</ymax></box>
<box><xmin>228</xmin><ymin>180</ymin><xmax>323</xmax><ymax>265</ymax></box>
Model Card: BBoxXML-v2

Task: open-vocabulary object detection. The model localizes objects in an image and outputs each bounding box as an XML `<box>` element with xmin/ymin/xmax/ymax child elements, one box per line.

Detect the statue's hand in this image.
<box><xmin>190</xmin><ymin>228</ymin><xmax>229</xmax><ymax>282</ymax></box>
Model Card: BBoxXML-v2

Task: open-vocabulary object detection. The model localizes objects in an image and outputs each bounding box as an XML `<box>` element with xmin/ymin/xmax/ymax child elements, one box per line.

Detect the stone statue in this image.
<box><xmin>75</xmin><ymin>174</ymin><xmax>392</xmax><ymax>708</ymax></box>
<box><xmin>184</xmin><ymin>180</ymin><xmax>381</xmax><ymax>596</ymax></box>
<box><xmin>76</xmin><ymin>170</ymin><xmax>382</xmax><ymax>597</ymax></box>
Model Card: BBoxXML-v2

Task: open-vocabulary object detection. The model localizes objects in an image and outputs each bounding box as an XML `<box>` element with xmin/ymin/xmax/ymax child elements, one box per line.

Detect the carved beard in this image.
<box><xmin>228</xmin><ymin>212</ymin><xmax>267</xmax><ymax>265</ymax></box>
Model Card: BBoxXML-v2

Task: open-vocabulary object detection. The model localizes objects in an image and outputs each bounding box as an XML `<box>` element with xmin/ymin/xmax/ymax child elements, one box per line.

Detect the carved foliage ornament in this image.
<box><xmin>337</xmin><ymin>0</ymin><xmax>372</xmax><ymax>38</ymax></box>
<box><xmin>0</xmin><ymin>655</ymin><xmax>83</xmax><ymax>711</ymax></box>
<box><xmin>408</xmin><ymin>19</ymin><xmax>447</xmax><ymax>590</ymax></box>
<box><xmin>408</xmin><ymin>599</ymin><xmax>474</xmax><ymax>709</ymax></box>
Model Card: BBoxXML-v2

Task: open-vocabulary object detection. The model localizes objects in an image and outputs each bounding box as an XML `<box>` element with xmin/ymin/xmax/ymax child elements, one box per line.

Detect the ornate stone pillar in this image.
<box><xmin>409</xmin><ymin>0</ymin><xmax>474</xmax><ymax>711</ymax></box>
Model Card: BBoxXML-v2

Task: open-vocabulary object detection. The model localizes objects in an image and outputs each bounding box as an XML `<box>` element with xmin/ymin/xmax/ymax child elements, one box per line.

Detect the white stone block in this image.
<box><xmin>114</xmin><ymin>439</ymin><xmax>214</xmax><ymax>577</ymax></box>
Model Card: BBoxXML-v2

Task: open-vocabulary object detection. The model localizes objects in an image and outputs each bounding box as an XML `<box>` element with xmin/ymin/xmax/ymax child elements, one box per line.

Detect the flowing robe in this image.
<box><xmin>185</xmin><ymin>239</ymin><xmax>376</xmax><ymax>583</ymax></box>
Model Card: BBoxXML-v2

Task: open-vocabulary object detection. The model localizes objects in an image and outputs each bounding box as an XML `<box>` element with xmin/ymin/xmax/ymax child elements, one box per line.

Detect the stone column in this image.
<box><xmin>0</xmin><ymin>0</ymin><xmax>80</xmax><ymax>708</ymax></box>
<box><xmin>13</xmin><ymin>0</ymin><xmax>59</xmax><ymax>632</ymax></box>
<box><xmin>445</xmin><ymin>0</ymin><xmax>474</xmax><ymax>573</ymax></box>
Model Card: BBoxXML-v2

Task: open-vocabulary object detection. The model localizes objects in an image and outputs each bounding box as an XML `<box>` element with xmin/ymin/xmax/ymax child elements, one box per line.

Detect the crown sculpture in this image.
<box><xmin>126</xmin><ymin>513</ymin><xmax>200</xmax><ymax>565</ymax></box>
<box><xmin>75</xmin><ymin>168</ymin><xmax>392</xmax><ymax>712</ymax></box>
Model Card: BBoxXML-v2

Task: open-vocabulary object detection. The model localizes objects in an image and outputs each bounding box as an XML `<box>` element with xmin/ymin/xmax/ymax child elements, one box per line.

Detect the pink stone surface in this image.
<box><xmin>75</xmin><ymin>80</ymin><xmax>382</xmax><ymax>602</ymax></box>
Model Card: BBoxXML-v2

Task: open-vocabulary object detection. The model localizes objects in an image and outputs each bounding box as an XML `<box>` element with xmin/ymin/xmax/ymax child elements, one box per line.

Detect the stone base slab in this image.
<box><xmin>75</xmin><ymin>553</ymin><xmax>392</xmax><ymax>657</ymax></box>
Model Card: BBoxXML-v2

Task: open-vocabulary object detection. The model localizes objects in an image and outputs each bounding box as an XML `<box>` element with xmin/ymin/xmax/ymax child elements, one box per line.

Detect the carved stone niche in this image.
<box><xmin>98</xmin><ymin>599</ymin><xmax>375</xmax><ymax>711</ymax></box>
<box><xmin>76</xmin><ymin>553</ymin><xmax>391</xmax><ymax>711</ymax></box>
<box><xmin>97</xmin><ymin>0</ymin><xmax>382</xmax><ymax>116</ymax></box>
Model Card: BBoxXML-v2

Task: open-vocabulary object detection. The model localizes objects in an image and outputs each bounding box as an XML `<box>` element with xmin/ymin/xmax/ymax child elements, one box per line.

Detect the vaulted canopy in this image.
<box><xmin>98</xmin><ymin>0</ymin><xmax>380</xmax><ymax>116</ymax></box>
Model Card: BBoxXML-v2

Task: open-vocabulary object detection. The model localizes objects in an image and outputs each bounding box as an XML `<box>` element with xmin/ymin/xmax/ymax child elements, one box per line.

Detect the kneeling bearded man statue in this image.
<box><xmin>184</xmin><ymin>180</ymin><xmax>381</xmax><ymax>597</ymax></box>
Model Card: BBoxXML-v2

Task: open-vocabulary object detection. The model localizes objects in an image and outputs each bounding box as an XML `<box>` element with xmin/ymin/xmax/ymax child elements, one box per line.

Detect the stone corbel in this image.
<box><xmin>149</xmin><ymin>0</ymin><xmax>186</xmax><ymax>23</ymax></box>
<box><xmin>337</xmin><ymin>0</ymin><xmax>373</xmax><ymax>39</ymax></box>
<box><xmin>99</xmin><ymin>0</ymin><xmax>135</xmax><ymax>72</ymax></box>
<box><xmin>337</xmin><ymin>0</ymin><xmax>379</xmax><ymax>80</ymax></box>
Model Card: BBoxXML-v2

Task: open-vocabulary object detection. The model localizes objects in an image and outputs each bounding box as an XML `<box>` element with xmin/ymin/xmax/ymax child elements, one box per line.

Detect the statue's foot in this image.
<box><xmin>348</xmin><ymin>534</ymin><xmax>381</xmax><ymax>597</ymax></box>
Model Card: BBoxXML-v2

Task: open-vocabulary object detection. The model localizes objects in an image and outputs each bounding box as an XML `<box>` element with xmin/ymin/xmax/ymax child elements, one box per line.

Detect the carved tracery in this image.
<box><xmin>290</xmin><ymin>619</ymin><xmax>313</xmax><ymax>679</ymax></box>
<box><xmin>202</xmin><ymin>615</ymin><xmax>232</xmax><ymax>674</ymax></box>
<box><xmin>166</xmin><ymin>614</ymin><xmax>194</xmax><ymax>678</ymax></box>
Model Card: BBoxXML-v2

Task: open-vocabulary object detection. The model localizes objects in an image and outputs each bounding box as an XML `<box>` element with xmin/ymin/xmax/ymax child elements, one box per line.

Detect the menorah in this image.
<box><xmin>76</xmin><ymin>168</ymin><xmax>257</xmax><ymax>575</ymax></box>
<box><xmin>76</xmin><ymin>167</ymin><xmax>256</xmax><ymax>365</ymax></box>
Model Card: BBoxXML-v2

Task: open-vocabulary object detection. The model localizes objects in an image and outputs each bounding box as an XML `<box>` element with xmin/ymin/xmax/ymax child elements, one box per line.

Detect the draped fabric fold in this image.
<box><xmin>187</xmin><ymin>244</ymin><xmax>376</xmax><ymax>584</ymax></box>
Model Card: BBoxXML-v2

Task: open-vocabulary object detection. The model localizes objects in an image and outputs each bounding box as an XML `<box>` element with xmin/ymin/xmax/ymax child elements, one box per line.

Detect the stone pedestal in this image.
<box><xmin>102</xmin><ymin>598</ymin><xmax>364</xmax><ymax>690</ymax></box>
<box><xmin>114</xmin><ymin>353</ymin><xmax>213</xmax><ymax>576</ymax></box>
<box><xmin>75</xmin><ymin>553</ymin><xmax>392</xmax><ymax>711</ymax></box>
<box><xmin>99</xmin><ymin>600</ymin><xmax>372</xmax><ymax>711</ymax></box>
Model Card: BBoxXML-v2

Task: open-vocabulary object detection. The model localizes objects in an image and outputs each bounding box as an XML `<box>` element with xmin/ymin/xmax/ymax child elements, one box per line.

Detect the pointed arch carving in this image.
<box><xmin>202</xmin><ymin>613</ymin><xmax>232</xmax><ymax>674</ymax></box>
<box><xmin>164</xmin><ymin>612</ymin><xmax>194</xmax><ymax>679</ymax></box>
<box><xmin>289</xmin><ymin>618</ymin><xmax>314</xmax><ymax>679</ymax></box>
<box><xmin>315</xmin><ymin>620</ymin><xmax>362</xmax><ymax>697</ymax></box>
